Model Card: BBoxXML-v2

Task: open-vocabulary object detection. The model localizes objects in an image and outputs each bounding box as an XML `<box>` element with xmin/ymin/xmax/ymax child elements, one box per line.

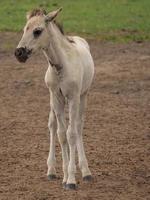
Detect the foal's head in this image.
<box><xmin>15</xmin><ymin>8</ymin><xmax>62</xmax><ymax>63</ymax></box>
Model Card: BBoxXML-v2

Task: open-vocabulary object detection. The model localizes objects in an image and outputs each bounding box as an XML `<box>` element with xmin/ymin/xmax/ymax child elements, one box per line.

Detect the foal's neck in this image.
<box><xmin>44</xmin><ymin>22</ymin><xmax>72</xmax><ymax>67</ymax></box>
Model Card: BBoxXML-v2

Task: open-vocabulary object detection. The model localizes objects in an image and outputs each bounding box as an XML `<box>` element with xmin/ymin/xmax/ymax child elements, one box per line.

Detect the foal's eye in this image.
<box><xmin>33</xmin><ymin>28</ymin><xmax>43</xmax><ymax>38</ymax></box>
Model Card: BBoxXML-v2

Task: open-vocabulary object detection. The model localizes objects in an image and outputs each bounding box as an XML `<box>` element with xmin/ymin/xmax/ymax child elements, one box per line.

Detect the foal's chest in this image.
<box><xmin>44</xmin><ymin>67</ymin><xmax>60</xmax><ymax>90</ymax></box>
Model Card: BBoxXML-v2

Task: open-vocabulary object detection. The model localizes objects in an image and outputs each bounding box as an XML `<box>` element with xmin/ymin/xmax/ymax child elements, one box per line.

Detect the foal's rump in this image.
<box><xmin>68</xmin><ymin>36</ymin><xmax>90</xmax><ymax>50</ymax></box>
<box><xmin>68</xmin><ymin>36</ymin><xmax>94</xmax><ymax>95</ymax></box>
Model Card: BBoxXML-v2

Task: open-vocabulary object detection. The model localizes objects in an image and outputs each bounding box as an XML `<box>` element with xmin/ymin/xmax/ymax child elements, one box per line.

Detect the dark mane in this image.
<box><xmin>27</xmin><ymin>8</ymin><xmax>47</xmax><ymax>19</ymax></box>
<box><xmin>54</xmin><ymin>20</ymin><xmax>64</xmax><ymax>35</ymax></box>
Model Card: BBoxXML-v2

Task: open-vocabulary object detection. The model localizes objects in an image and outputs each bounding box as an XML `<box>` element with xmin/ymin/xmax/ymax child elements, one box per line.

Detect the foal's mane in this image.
<box><xmin>27</xmin><ymin>8</ymin><xmax>47</xmax><ymax>19</ymax></box>
<box><xmin>27</xmin><ymin>8</ymin><xmax>64</xmax><ymax>35</ymax></box>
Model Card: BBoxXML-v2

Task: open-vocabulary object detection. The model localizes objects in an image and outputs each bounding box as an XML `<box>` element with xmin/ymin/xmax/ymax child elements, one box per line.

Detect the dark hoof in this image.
<box><xmin>65</xmin><ymin>183</ymin><xmax>77</xmax><ymax>190</ymax></box>
<box><xmin>62</xmin><ymin>182</ymin><xmax>66</xmax><ymax>189</ymax></box>
<box><xmin>83</xmin><ymin>175</ymin><xmax>93</xmax><ymax>182</ymax></box>
<box><xmin>47</xmin><ymin>174</ymin><xmax>57</xmax><ymax>180</ymax></box>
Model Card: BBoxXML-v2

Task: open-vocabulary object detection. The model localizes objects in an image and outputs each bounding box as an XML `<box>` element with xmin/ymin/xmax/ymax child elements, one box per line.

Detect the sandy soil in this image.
<box><xmin>0</xmin><ymin>33</ymin><xmax>150</xmax><ymax>200</ymax></box>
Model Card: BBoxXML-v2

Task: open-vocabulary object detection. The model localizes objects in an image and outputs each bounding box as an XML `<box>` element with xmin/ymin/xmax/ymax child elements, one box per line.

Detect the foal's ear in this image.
<box><xmin>45</xmin><ymin>7</ymin><xmax>62</xmax><ymax>23</ymax></box>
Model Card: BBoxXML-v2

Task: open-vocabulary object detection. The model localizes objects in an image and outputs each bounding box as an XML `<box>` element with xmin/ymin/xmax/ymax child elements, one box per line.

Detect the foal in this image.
<box><xmin>15</xmin><ymin>8</ymin><xmax>94</xmax><ymax>190</ymax></box>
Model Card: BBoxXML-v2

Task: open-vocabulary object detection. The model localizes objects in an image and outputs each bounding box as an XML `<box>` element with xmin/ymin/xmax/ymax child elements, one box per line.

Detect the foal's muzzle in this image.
<box><xmin>15</xmin><ymin>47</ymin><xmax>32</xmax><ymax>63</ymax></box>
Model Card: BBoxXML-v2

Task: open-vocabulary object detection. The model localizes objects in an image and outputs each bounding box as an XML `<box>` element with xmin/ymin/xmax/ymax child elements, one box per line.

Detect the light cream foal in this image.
<box><xmin>15</xmin><ymin>8</ymin><xmax>94</xmax><ymax>190</ymax></box>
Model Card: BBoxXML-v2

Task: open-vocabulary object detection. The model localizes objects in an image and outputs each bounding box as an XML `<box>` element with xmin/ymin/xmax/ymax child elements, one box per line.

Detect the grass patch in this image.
<box><xmin>0</xmin><ymin>0</ymin><xmax>150</xmax><ymax>41</ymax></box>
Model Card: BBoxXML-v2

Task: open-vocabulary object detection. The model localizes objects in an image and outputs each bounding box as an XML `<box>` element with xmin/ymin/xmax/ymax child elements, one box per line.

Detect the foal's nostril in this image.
<box><xmin>15</xmin><ymin>47</ymin><xmax>32</xmax><ymax>63</ymax></box>
<box><xmin>15</xmin><ymin>48</ymin><xmax>24</xmax><ymax>58</ymax></box>
<box><xmin>18</xmin><ymin>50</ymin><xmax>23</xmax><ymax>57</ymax></box>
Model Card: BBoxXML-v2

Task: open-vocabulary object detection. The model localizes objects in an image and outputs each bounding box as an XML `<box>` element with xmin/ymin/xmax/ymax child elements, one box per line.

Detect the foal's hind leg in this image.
<box><xmin>77</xmin><ymin>93</ymin><xmax>92</xmax><ymax>181</ymax></box>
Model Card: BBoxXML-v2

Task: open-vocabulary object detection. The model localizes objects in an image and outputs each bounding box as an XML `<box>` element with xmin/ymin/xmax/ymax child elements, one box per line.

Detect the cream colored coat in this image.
<box><xmin>16</xmin><ymin>8</ymin><xmax>94</xmax><ymax>190</ymax></box>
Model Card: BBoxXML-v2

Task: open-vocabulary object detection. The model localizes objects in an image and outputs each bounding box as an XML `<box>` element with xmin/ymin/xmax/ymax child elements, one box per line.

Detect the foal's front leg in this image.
<box><xmin>51</xmin><ymin>92</ymin><xmax>69</xmax><ymax>185</ymax></box>
<box><xmin>47</xmin><ymin>109</ymin><xmax>57</xmax><ymax>179</ymax></box>
<box><xmin>66</xmin><ymin>96</ymin><xmax>80</xmax><ymax>189</ymax></box>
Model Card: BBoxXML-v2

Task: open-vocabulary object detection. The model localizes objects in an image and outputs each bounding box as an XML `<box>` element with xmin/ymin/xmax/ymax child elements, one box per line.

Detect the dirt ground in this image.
<box><xmin>0</xmin><ymin>33</ymin><xmax>150</xmax><ymax>200</ymax></box>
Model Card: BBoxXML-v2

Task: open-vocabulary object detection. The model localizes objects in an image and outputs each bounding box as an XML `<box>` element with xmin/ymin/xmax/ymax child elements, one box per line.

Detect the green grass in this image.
<box><xmin>0</xmin><ymin>0</ymin><xmax>150</xmax><ymax>41</ymax></box>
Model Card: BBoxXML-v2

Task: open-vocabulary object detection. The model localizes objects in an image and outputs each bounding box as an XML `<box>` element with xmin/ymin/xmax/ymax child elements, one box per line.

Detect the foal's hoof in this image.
<box><xmin>65</xmin><ymin>183</ymin><xmax>77</xmax><ymax>190</ymax></box>
<box><xmin>83</xmin><ymin>175</ymin><xmax>93</xmax><ymax>182</ymax></box>
<box><xmin>62</xmin><ymin>182</ymin><xmax>66</xmax><ymax>189</ymax></box>
<box><xmin>47</xmin><ymin>174</ymin><xmax>57</xmax><ymax>181</ymax></box>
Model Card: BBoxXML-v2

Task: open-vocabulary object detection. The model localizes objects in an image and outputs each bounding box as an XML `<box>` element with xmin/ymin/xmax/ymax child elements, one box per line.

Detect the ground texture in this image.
<box><xmin>0</xmin><ymin>33</ymin><xmax>150</xmax><ymax>200</ymax></box>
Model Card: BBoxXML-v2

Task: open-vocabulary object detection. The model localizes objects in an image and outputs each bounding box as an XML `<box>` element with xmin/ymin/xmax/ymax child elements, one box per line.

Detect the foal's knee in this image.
<box><xmin>48</xmin><ymin>113</ymin><xmax>57</xmax><ymax>130</ymax></box>
<box><xmin>57</xmin><ymin>129</ymin><xmax>67</xmax><ymax>146</ymax></box>
<box><xmin>67</xmin><ymin>126</ymin><xmax>77</xmax><ymax>146</ymax></box>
